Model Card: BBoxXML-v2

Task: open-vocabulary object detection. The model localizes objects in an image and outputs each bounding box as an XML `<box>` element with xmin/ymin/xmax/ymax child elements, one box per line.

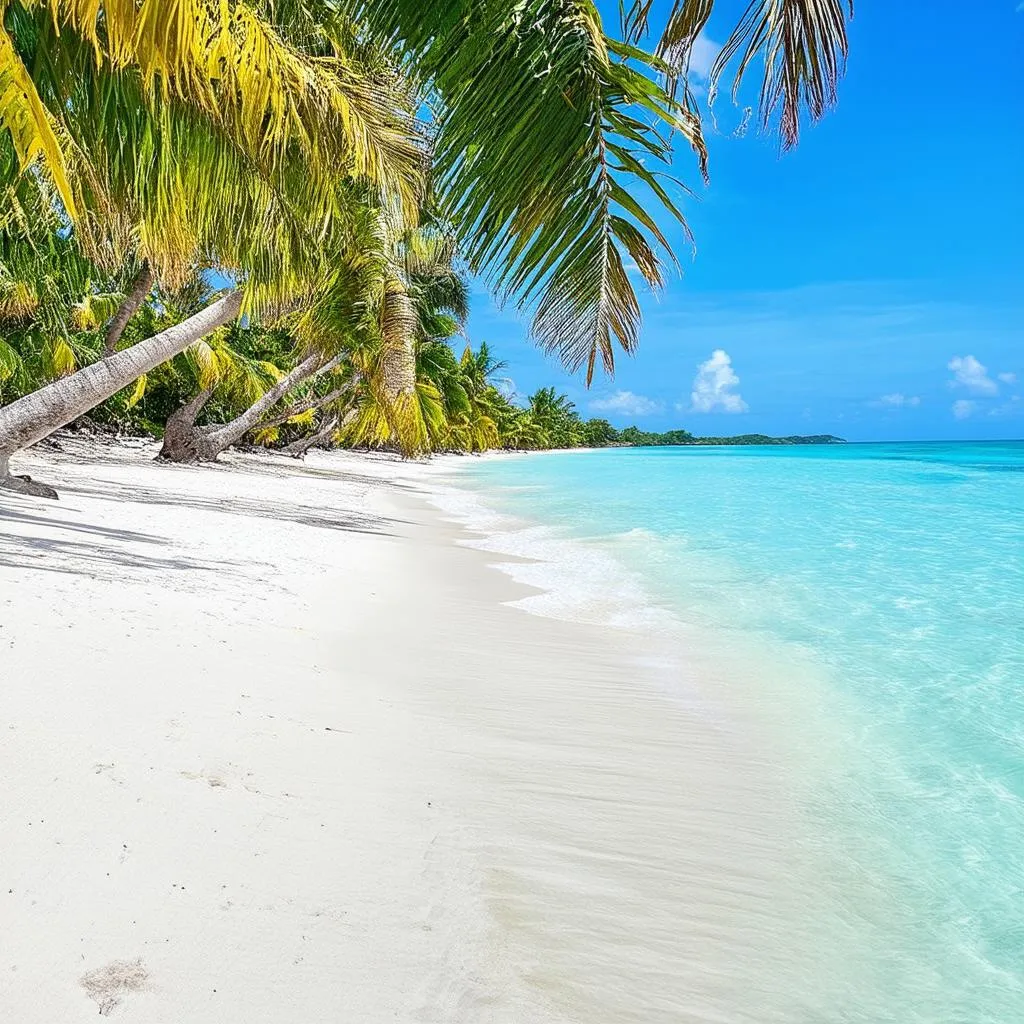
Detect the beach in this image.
<box><xmin>2</xmin><ymin>440</ymin><xmax>824</xmax><ymax>1022</ymax></box>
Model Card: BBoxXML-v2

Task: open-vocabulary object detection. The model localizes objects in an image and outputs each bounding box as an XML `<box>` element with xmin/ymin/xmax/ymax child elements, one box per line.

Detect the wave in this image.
<box><xmin>427</xmin><ymin>482</ymin><xmax>681</xmax><ymax>636</ymax></box>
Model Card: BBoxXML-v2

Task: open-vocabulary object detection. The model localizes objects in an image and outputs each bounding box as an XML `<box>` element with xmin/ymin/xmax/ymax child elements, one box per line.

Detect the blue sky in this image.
<box><xmin>464</xmin><ymin>0</ymin><xmax>1024</xmax><ymax>441</ymax></box>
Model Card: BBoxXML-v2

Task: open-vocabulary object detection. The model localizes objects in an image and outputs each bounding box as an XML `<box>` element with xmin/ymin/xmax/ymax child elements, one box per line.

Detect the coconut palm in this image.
<box><xmin>159</xmin><ymin>347</ymin><xmax>344</xmax><ymax>462</ymax></box>
<box><xmin>0</xmin><ymin>0</ymin><xmax>422</xmax><ymax>219</ymax></box>
<box><xmin>0</xmin><ymin>3</ymin><xmax>421</xmax><ymax>490</ymax></box>
<box><xmin>378</xmin><ymin>225</ymin><xmax>468</xmax><ymax>452</ymax></box>
<box><xmin>344</xmin><ymin>0</ymin><xmax>707</xmax><ymax>383</ymax></box>
<box><xmin>0</xmin><ymin>1</ymin><xmax>854</xmax><ymax>491</ymax></box>
<box><xmin>0</xmin><ymin>226</ymin><xmax>124</xmax><ymax>401</ymax></box>
<box><xmin>155</xmin><ymin>201</ymin><xmax>391</xmax><ymax>463</ymax></box>
<box><xmin>334</xmin><ymin>210</ymin><xmax>469</xmax><ymax>457</ymax></box>
<box><xmin>526</xmin><ymin>387</ymin><xmax>586</xmax><ymax>448</ymax></box>
<box><xmin>620</xmin><ymin>0</ymin><xmax>853</xmax><ymax>149</ymax></box>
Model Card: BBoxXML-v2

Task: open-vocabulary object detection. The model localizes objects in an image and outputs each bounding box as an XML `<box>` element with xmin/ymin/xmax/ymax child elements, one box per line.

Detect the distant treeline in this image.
<box><xmin>481</xmin><ymin>398</ymin><xmax>844</xmax><ymax>452</ymax></box>
<box><xmin>601</xmin><ymin>426</ymin><xmax>846</xmax><ymax>447</ymax></box>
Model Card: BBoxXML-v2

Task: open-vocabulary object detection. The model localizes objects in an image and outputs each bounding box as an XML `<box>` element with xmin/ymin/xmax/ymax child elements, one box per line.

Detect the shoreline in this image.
<box><xmin>4</xmin><ymin>439</ymin><xmax>835</xmax><ymax>1021</ymax></box>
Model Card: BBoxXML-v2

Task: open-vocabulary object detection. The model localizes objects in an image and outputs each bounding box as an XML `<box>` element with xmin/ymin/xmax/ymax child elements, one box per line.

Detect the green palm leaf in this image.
<box><xmin>344</xmin><ymin>0</ymin><xmax>706</xmax><ymax>383</ymax></box>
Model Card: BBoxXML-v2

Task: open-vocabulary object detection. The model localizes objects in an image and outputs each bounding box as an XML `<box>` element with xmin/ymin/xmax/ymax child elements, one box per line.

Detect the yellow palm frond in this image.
<box><xmin>71</xmin><ymin>290</ymin><xmax>123</xmax><ymax>330</ymax></box>
<box><xmin>250</xmin><ymin>425</ymin><xmax>280</xmax><ymax>445</ymax></box>
<box><xmin>43</xmin><ymin>336</ymin><xmax>78</xmax><ymax>377</ymax></box>
<box><xmin>287</xmin><ymin>407</ymin><xmax>315</xmax><ymax>426</ymax></box>
<box><xmin>185</xmin><ymin>338</ymin><xmax>222</xmax><ymax>389</ymax></box>
<box><xmin>0</xmin><ymin>23</ymin><xmax>76</xmax><ymax>215</ymax></box>
<box><xmin>0</xmin><ymin>335</ymin><xmax>22</xmax><ymax>381</ymax></box>
<box><xmin>125</xmin><ymin>372</ymin><xmax>148</xmax><ymax>408</ymax></box>
<box><xmin>46</xmin><ymin>0</ymin><xmax>422</xmax><ymax>196</ymax></box>
<box><xmin>0</xmin><ymin>277</ymin><xmax>39</xmax><ymax>324</ymax></box>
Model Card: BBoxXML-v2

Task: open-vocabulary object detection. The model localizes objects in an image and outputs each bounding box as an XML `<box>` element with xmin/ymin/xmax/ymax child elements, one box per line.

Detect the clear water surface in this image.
<box><xmin>454</xmin><ymin>441</ymin><xmax>1024</xmax><ymax>1023</ymax></box>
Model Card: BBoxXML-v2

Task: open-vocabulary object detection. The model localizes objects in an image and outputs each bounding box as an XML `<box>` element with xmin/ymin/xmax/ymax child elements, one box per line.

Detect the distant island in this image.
<box><xmin>581</xmin><ymin>423</ymin><xmax>846</xmax><ymax>448</ymax></box>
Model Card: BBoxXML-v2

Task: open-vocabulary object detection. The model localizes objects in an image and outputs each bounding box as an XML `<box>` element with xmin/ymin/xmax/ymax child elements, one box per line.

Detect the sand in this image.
<box><xmin>2</xmin><ymin>439</ymin><xmax>836</xmax><ymax>1022</ymax></box>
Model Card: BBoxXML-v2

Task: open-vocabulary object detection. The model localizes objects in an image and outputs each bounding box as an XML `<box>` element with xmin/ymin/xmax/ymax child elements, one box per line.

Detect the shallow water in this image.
<box><xmin>443</xmin><ymin>442</ymin><xmax>1024</xmax><ymax>1023</ymax></box>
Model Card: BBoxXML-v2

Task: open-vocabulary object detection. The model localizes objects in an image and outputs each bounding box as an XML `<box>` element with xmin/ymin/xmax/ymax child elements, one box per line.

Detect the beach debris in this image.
<box><xmin>80</xmin><ymin>958</ymin><xmax>148</xmax><ymax>1016</ymax></box>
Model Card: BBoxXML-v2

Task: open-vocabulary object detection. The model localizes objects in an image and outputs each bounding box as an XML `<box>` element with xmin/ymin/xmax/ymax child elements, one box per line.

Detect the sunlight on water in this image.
<box><xmin>455</xmin><ymin>442</ymin><xmax>1024</xmax><ymax>1023</ymax></box>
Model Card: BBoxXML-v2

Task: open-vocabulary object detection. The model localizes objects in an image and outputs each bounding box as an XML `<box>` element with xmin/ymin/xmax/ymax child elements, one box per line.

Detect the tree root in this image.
<box><xmin>0</xmin><ymin>474</ymin><xmax>59</xmax><ymax>500</ymax></box>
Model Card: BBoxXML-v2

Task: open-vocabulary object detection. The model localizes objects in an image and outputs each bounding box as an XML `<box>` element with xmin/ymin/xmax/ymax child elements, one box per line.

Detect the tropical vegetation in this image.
<box><xmin>0</xmin><ymin>0</ymin><xmax>854</xmax><ymax>495</ymax></box>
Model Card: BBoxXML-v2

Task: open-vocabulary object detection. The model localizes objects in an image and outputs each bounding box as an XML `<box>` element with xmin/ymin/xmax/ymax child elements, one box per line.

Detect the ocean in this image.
<box><xmin>440</xmin><ymin>441</ymin><xmax>1024</xmax><ymax>1023</ymax></box>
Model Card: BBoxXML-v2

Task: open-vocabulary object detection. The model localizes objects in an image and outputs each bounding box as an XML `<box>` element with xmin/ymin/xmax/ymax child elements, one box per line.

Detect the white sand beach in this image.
<box><xmin>3</xmin><ymin>441</ymin><xmax>834</xmax><ymax>1022</ymax></box>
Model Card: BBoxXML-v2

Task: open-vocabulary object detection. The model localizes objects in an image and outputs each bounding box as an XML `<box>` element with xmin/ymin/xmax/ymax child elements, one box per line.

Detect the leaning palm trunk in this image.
<box><xmin>157</xmin><ymin>385</ymin><xmax>218</xmax><ymax>464</ymax></box>
<box><xmin>281</xmin><ymin>412</ymin><xmax>341</xmax><ymax>458</ymax></box>
<box><xmin>254</xmin><ymin>385</ymin><xmax>347</xmax><ymax>433</ymax></box>
<box><xmin>159</xmin><ymin>352</ymin><xmax>337</xmax><ymax>463</ymax></box>
<box><xmin>104</xmin><ymin>261</ymin><xmax>155</xmax><ymax>355</ymax></box>
<box><xmin>0</xmin><ymin>291</ymin><xmax>243</xmax><ymax>496</ymax></box>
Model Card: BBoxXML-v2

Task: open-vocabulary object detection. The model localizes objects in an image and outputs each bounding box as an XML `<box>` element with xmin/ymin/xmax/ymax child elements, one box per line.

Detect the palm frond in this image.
<box><xmin>124</xmin><ymin>372</ymin><xmax>148</xmax><ymax>409</ymax></box>
<box><xmin>0</xmin><ymin>333</ymin><xmax>23</xmax><ymax>381</ymax></box>
<box><xmin>623</xmin><ymin>0</ymin><xmax>853</xmax><ymax>150</ymax></box>
<box><xmin>71</xmin><ymin>290</ymin><xmax>123</xmax><ymax>331</ymax></box>
<box><xmin>345</xmin><ymin>0</ymin><xmax>705</xmax><ymax>382</ymax></box>
<box><xmin>41</xmin><ymin>335</ymin><xmax>78</xmax><ymax>377</ymax></box>
<box><xmin>0</xmin><ymin>22</ymin><xmax>76</xmax><ymax>214</ymax></box>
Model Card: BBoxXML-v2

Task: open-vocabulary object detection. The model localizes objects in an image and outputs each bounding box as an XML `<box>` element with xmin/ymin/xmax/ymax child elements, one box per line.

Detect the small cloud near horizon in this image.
<box><xmin>590</xmin><ymin>390</ymin><xmax>663</xmax><ymax>416</ymax></box>
<box><xmin>948</xmin><ymin>355</ymin><xmax>999</xmax><ymax>395</ymax></box>
<box><xmin>998</xmin><ymin>371</ymin><xmax>1017</xmax><ymax>384</ymax></box>
<box><xmin>688</xmin><ymin>349</ymin><xmax>748</xmax><ymax>414</ymax></box>
<box><xmin>952</xmin><ymin>399</ymin><xmax>976</xmax><ymax>420</ymax></box>
<box><xmin>989</xmin><ymin>395</ymin><xmax>1023</xmax><ymax>417</ymax></box>
<box><xmin>873</xmin><ymin>392</ymin><xmax>921</xmax><ymax>408</ymax></box>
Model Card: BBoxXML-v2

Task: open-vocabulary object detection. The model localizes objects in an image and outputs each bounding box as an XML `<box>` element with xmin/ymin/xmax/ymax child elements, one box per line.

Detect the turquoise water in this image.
<box><xmin>456</xmin><ymin>442</ymin><xmax>1024</xmax><ymax>1022</ymax></box>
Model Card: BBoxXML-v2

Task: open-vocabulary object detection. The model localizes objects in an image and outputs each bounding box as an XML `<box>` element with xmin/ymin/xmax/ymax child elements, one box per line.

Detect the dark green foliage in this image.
<box><xmin>610</xmin><ymin>428</ymin><xmax>844</xmax><ymax>447</ymax></box>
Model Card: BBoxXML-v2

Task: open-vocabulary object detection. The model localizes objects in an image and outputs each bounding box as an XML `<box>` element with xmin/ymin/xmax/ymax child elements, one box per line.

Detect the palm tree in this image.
<box><xmin>0</xmin><ymin>224</ymin><xmax>124</xmax><ymax>401</ymax></box>
<box><xmin>378</xmin><ymin>225</ymin><xmax>468</xmax><ymax>453</ymax></box>
<box><xmin>619</xmin><ymin>1</ymin><xmax>853</xmax><ymax>150</ymax></box>
<box><xmin>0</xmin><ymin>3</ymin><xmax>421</xmax><ymax>490</ymax></box>
<box><xmin>0</xmin><ymin>1</ymin><xmax>422</xmax><ymax>219</ymax></box>
<box><xmin>526</xmin><ymin>387</ymin><xmax>585</xmax><ymax>448</ymax></box>
<box><xmin>148</xmin><ymin>317</ymin><xmax>301</xmax><ymax>462</ymax></box>
<box><xmin>345</xmin><ymin>0</ymin><xmax>707</xmax><ymax>383</ymax></box>
<box><xmin>335</xmin><ymin>211</ymin><xmax>470</xmax><ymax>457</ymax></box>
<box><xmin>1</xmin><ymin>1</ymin><xmax>853</xmax><ymax>490</ymax></box>
<box><xmin>156</xmin><ymin>203</ymin><xmax>393</xmax><ymax>463</ymax></box>
<box><xmin>159</xmin><ymin>348</ymin><xmax>342</xmax><ymax>462</ymax></box>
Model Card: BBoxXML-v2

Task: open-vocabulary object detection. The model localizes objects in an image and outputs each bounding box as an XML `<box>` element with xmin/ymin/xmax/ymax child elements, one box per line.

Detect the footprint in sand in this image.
<box><xmin>80</xmin><ymin>958</ymin><xmax>148</xmax><ymax>1016</ymax></box>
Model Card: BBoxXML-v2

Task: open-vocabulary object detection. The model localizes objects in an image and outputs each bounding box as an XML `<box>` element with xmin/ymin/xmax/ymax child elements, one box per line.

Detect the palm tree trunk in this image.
<box><xmin>380</xmin><ymin>288</ymin><xmax>417</xmax><ymax>401</ymax></box>
<box><xmin>281</xmin><ymin>413</ymin><xmax>341</xmax><ymax>458</ymax></box>
<box><xmin>0</xmin><ymin>291</ymin><xmax>243</xmax><ymax>489</ymax></box>
<box><xmin>157</xmin><ymin>385</ymin><xmax>217</xmax><ymax>462</ymax></box>
<box><xmin>166</xmin><ymin>352</ymin><xmax>327</xmax><ymax>463</ymax></box>
<box><xmin>255</xmin><ymin>385</ymin><xmax>347</xmax><ymax>432</ymax></box>
<box><xmin>103</xmin><ymin>261</ymin><xmax>155</xmax><ymax>356</ymax></box>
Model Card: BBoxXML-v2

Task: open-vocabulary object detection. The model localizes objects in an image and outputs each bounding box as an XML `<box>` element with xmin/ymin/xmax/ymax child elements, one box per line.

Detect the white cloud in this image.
<box><xmin>688</xmin><ymin>34</ymin><xmax>720</xmax><ymax>80</ymax></box>
<box><xmin>990</xmin><ymin>395</ymin><xmax>1023</xmax><ymax>417</ymax></box>
<box><xmin>689</xmin><ymin>349</ymin><xmax>748</xmax><ymax>414</ymax></box>
<box><xmin>948</xmin><ymin>355</ymin><xmax>999</xmax><ymax>395</ymax></box>
<box><xmin>590</xmin><ymin>390</ymin><xmax>663</xmax><ymax>416</ymax></box>
<box><xmin>998</xmin><ymin>372</ymin><xmax>1017</xmax><ymax>384</ymax></box>
<box><xmin>874</xmin><ymin>393</ymin><xmax>921</xmax><ymax>408</ymax></box>
<box><xmin>952</xmin><ymin>399</ymin><xmax>976</xmax><ymax>420</ymax></box>
<box><xmin>663</xmin><ymin>33</ymin><xmax>720</xmax><ymax>98</ymax></box>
